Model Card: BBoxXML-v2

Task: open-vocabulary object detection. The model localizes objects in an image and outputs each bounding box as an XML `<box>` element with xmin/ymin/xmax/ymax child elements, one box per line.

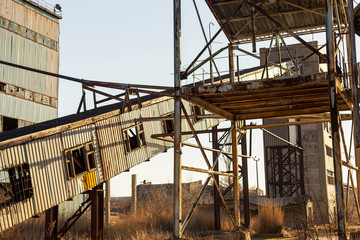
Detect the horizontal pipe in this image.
<box><xmin>0</xmin><ymin>59</ymin><xmax>173</xmax><ymax>90</ymax></box>
<box><xmin>181</xmin><ymin>165</ymin><xmax>235</xmax><ymax>177</ymax></box>
<box><xmin>153</xmin><ymin>136</ymin><xmax>251</xmax><ymax>158</ymax></box>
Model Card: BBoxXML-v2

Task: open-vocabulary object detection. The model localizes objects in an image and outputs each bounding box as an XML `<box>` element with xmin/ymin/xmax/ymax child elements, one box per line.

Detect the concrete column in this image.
<box><xmin>131</xmin><ymin>174</ymin><xmax>137</xmax><ymax>213</ymax></box>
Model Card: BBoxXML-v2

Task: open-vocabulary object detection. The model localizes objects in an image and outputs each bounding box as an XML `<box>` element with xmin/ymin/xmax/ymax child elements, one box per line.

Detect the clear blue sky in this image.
<box><xmin>44</xmin><ymin>1</ymin><xmax>357</xmax><ymax>197</ymax></box>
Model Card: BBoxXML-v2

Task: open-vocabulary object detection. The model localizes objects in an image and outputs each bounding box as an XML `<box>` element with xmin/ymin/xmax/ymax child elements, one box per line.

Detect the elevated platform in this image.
<box><xmin>182</xmin><ymin>73</ymin><xmax>351</xmax><ymax>121</ymax></box>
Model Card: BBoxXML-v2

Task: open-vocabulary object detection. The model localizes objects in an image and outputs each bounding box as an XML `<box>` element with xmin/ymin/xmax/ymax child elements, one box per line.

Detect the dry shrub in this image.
<box><xmin>251</xmin><ymin>204</ymin><xmax>284</xmax><ymax>234</ymax></box>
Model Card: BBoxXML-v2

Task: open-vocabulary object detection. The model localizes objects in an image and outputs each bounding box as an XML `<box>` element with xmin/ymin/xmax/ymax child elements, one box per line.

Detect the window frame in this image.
<box><xmin>122</xmin><ymin>123</ymin><xmax>146</xmax><ymax>153</ymax></box>
<box><xmin>0</xmin><ymin>163</ymin><xmax>33</xmax><ymax>208</ymax></box>
<box><xmin>161</xmin><ymin>112</ymin><xmax>175</xmax><ymax>135</ymax></box>
<box><xmin>64</xmin><ymin>142</ymin><xmax>97</xmax><ymax>180</ymax></box>
<box><xmin>191</xmin><ymin>105</ymin><xmax>205</xmax><ymax>123</ymax></box>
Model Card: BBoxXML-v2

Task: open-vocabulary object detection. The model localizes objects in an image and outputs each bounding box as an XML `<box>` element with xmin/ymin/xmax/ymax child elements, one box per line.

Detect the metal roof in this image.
<box><xmin>206</xmin><ymin>0</ymin><xmax>329</xmax><ymax>43</ymax></box>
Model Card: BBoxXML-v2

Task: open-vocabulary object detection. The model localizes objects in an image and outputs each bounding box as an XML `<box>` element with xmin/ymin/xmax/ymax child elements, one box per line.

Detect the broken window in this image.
<box><xmin>191</xmin><ymin>105</ymin><xmax>205</xmax><ymax>123</ymax></box>
<box><xmin>162</xmin><ymin>112</ymin><xmax>174</xmax><ymax>134</ymax></box>
<box><xmin>327</xmin><ymin>170</ymin><xmax>335</xmax><ymax>185</ymax></box>
<box><xmin>65</xmin><ymin>142</ymin><xmax>96</xmax><ymax>180</ymax></box>
<box><xmin>325</xmin><ymin>145</ymin><xmax>333</xmax><ymax>158</ymax></box>
<box><xmin>0</xmin><ymin>163</ymin><xmax>33</xmax><ymax>208</ymax></box>
<box><xmin>123</xmin><ymin>123</ymin><xmax>146</xmax><ymax>153</ymax></box>
<box><xmin>3</xmin><ymin>116</ymin><xmax>18</xmax><ymax>131</ymax></box>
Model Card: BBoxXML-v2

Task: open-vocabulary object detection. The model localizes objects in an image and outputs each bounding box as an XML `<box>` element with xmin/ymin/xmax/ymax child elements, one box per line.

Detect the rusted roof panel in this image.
<box><xmin>206</xmin><ymin>0</ymin><xmax>329</xmax><ymax>43</ymax></box>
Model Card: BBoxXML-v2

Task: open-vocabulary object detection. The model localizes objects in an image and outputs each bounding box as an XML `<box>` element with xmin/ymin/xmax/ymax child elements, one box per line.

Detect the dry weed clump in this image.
<box><xmin>251</xmin><ymin>204</ymin><xmax>284</xmax><ymax>234</ymax></box>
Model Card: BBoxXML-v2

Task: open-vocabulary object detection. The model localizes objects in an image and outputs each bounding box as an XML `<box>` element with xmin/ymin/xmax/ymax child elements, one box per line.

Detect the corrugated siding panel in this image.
<box><xmin>92</xmin><ymin>126</ymin><xmax>104</xmax><ymax>183</ymax></box>
<box><xmin>95</xmin><ymin>116</ymin><xmax>128</xmax><ymax>180</ymax></box>
<box><xmin>119</xmin><ymin>109</ymin><xmax>149</xmax><ymax>169</ymax></box>
<box><xmin>61</xmin><ymin>125</ymin><xmax>93</xmax><ymax>149</ymax></box>
<box><xmin>0</xmin><ymin>94</ymin><xmax>57</xmax><ymax>123</ymax></box>
<box><xmin>140</xmin><ymin>105</ymin><xmax>166</xmax><ymax>159</ymax></box>
<box><xmin>41</xmin><ymin>135</ymin><xmax>67</xmax><ymax>205</ymax></box>
<box><xmin>263</xmin><ymin>119</ymin><xmax>290</xmax><ymax>147</ymax></box>
<box><xmin>26</xmin><ymin>140</ymin><xmax>53</xmax><ymax>213</ymax></box>
<box><xmin>0</xmin><ymin>0</ymin><xmax>60</xmax><ymax>41</ymax></box>
<box><xmin>0</xmin><ymin>28</ymin><xmax>58</xmax><ymax>98</ymax></box>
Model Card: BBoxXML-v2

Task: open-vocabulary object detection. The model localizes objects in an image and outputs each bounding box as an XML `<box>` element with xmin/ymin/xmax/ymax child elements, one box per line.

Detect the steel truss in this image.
<box><xmin>174</xmin><ymin>0</ymin><xmax>360</xmax><ymax>239</ymax></box>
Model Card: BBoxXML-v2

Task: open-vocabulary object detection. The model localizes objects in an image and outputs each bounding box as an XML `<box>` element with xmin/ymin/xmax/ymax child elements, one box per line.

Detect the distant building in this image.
<box><xmin>0</xmin><ymin>0</ymin><xmax>61</xmax><ymax>132</ymax></box>
<box><xmin>261</xmin><ymin>42</ymin><xmax>336</xmax><ymax>224</ymax></box>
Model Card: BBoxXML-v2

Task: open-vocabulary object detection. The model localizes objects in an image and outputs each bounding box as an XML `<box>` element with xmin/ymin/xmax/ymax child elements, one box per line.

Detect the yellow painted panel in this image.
<box><xmin>82</xmin><ymin>171</ymin><xmax>96</xmax><ymax>191</ymax></box>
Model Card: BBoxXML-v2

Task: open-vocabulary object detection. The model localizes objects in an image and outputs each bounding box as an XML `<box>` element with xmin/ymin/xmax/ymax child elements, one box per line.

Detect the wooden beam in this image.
<box><xmin>182</xmin><ymin>95</ymin><xmax>235</xmax><ymax>121</ymax></box>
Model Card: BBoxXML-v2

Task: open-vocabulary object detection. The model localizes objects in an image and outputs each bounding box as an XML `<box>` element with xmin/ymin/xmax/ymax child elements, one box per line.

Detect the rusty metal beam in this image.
<box><xmin>181</xmin><ymin>95</ymin><xmax>235</xmax><ymax>120</ymax></box>
<box><xmin>228</xmin><ymin>6</ymin><xmax>325</xmax><ymax>22</ymax></box>
<box><xmin>347</xmin><ymin>0</ymin><xmax>360</xmax><ymax>209</ymax></box>
<box><xmin>247</xmin><ymin>1</ymin><xmax>327</xmax><ymax>62</ymax></box>
<box><xmin>232</xmin><ymin>121</ymin><xmax>240</xmax><ymax>230</ymax></box>
<box><xmin>183</xmin><ymin>0</ymin><xmax>246</xmax><ymax>77</ymax></box>
<box><xmin>45</xmin><ymin>205</ymin><xmax>58</xmax><ymax>240</ymax></box>
<box><xmin>326</xmin><ymin>0</ymin><xmax>347</xmax><ymax>238</ymax></box>
<box><xmin>212</xmin><ymin>126</ymin><xmax>221</xmax><ymax>230</ymax></box>
<box><xmin>173</xmin><ymin>0</ymin><xmax>182</xmax><ymax>237</ymax></box>
<box><xmin>181</xmin><ymin>165</ymin><xmax>234</xmax><ymax>177</ymax></box>
<box><xmin>153</xmin><ymin>136</ymin><xmax>250</xmax><ymax>158</ymax></box>
<box><xmin>0</xmin><ymin>59</ymin><xmax>173</xmax><ymax>90</ymax></box>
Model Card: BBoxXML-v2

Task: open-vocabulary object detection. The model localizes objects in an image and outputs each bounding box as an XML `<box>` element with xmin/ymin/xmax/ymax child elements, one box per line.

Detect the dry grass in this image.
<box><xmin>251</xmin><ymin>204</ymin><xmax>284</xmax><ymax>234</ymax></box>
<box><xmin>0</xmin><ymin>188</ymin><xmax>236</xmax><ymax>239</ymax></box>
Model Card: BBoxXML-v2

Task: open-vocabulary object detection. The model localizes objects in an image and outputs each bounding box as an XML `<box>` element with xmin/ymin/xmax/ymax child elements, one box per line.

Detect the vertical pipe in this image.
<box><xmin>91</xmin><ymin>189</ymin><xmax>99</xmax><ymax>240</ymax></box>
<box><xmin>229</xmin><ymin>44</ymin><xmax>235</xmax><ymax>84</ymax></box>
<box><xmin>237</xmin><ymin>55</ymin><xmax>240</xmax><ymax>82</ymax></box>
<box><xmin>297</xmin><ymin>120</ymin><xmax>305</xmax><ymax>195</ymax></box>
<box><xmin>232</xmin><ymin>122</ymin><xmax>240</xmax><ymax>229</ymax></box>
<box><xmin>347</xmin><ymin>0</ymin><xmax>360</xmax><ymax>206</ymax></box>
<box><xmin>131</xmin><ymin>174</ymin><xmax>137</xmax><ymax>214</ymax></box>
<box><xmin>250</xmin><ymin>7</ymin><xmax>256</xmax><ymax>53</ymax></box>
<box><xmin>45</xmin><ymin>205</ymin><xmax>58</xmax><ymax>240</ymax></box>
<box><xmin>326</xmin><ymin>0</ymin><xmax>347</xmax><ymax>238</ymax></box>
<box><xmin>105</xmin><ymin>181</ymin><xmax>110</xmax><ymax>224</ymax></box>
<box><xmin>174</xmin><ymin>0</ymin><xmax>182</xmax><ymax>238</ymax></box>
<box><xmin>99</xmin><ymin>187</ymin><xmax>104</xmax><ymax>240</ymax></box>
<box><xmin>212</xmin><ymin>126</ymin><xmax>221</xmax><ymax>230</ymax></box>
<box><xmin>242</xmin><ymin>130</ymin><xmax>250</xmax><ymax>228</ymax></box>
<box><xmin>276</xmin><ymin>32</ymin><xmax>282</xmax><ymax>76</ymax></box>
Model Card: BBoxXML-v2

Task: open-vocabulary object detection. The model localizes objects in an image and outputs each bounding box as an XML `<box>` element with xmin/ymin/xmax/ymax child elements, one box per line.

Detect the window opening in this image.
<box><xmin>0</xmin><ymin>163</ymin><xmax>33</xmax><ymax>208</ymax></box>
<box><xmin>65</xmin><ymin>142</ymin><xmax>96</xmax><ymax>180</ymax></box>
<box><xmin>123</xmin><ymin>123</ymin><xmax>146</xmax><ymax>153</ymax></box>
<box><xmin>327</xmin><ymin>170</ymin><xmax>335</xmax><ymax>185</ymax></box>
<box><xmin>191</xmin><ymin>105</ymin><xmax>205</xmax><ymax>123</ymax></box>
<box><xmin>162</xmin><ymin>112</ymin><xmax>174</xmax><ymax>134</ymax></box>
<box><xmin>325</xmin><ymin>145</ymin><xmax>333</xmax><ymax>157</ymax></box>
<box><xmin>3</xmin><ymin>116</ymin><xmax>18</xmax><ymax>131</ymax></box>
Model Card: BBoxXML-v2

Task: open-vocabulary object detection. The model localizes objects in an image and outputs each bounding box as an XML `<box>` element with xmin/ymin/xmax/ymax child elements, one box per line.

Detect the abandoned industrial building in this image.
<box><xmin>1</xmin><ymin>0</ymin><xmax>360</xmax><ymax>239</ymax></box>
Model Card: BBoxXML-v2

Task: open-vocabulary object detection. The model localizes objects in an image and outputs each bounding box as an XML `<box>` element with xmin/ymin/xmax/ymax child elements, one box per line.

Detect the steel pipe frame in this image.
<box><xmin>246</xmin><ymin>0</ymin><xmax>327</xmax><ymax>62</ymax></box>
<box><xmin>346</xmin><ymin>0</ymin><xmax>360</xmax><ymax>209</ymax></box>
<box><xmin>181</xmin><ymin>124</ymin><xmax>237</xmax><ymax>234</ymax></box>
<box><xmin>173</xmin><ymin>0</ymin><xmax>182</xmax><ymax>238</ymax></box>
<box><xmin>325</xmin><ymin>0</ymin><xmax>347</xmax><ymax>239</ymax></box>
<box><xmin>183</xmin><ymin>0</ymin><xmax>247</xmax><ymax>79</ymax></box>
<box><xmin>192</xmin><ymin>0</ymin><xmax>223</xmax><ymax>84</ymax></box>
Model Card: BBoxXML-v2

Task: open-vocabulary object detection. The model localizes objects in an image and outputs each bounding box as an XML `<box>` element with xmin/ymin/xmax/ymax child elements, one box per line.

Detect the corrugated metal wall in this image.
<box><xmin>0</xmin><ymin>97</ymin><xmax>222</xmax><ymax>231</ymax></box>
